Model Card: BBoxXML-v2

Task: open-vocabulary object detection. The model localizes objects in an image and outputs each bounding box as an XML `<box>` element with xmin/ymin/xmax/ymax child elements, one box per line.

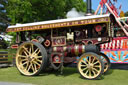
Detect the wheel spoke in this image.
<box><xmin>36</xmin><ymin>59</ymin><xmax>42</xmax><ymax>63</ymax></box>
<box><xmin>36</xmin><ymin>50</ymin><xmax>40</xmax><ymax>55</ymax></box>
<box><xmin>23</xmin><ymin>46</ymin><xmax>30</xmax><ymax>55</ymax></box>
<box><xmin>93</xmin><ymin>61</ymin><xmax>99</xmax><ymax>65</ymax></box>
<box><xmin>27</xmin><ymin>63</ymin><xmax>32</xmax><ymax>71</ymax></box>
<box><xmin>81</xmin><ymin>60</ymin><xmax>88</xmax><ymax>65</ymax></box>
<box><xmin>31</xmin><ymin>44</ymin><xmax>34</xmax><ymax>53</ymax></box>
<box><xmin>94</xmin><ymin>65</ymin><xmax>100</xmax><ymax>68</ymax></box>
<box><xmin>92</xmin><ymin>57</ymin><xmax>95</xmax><ymax>63</ymax></box>
<box><xmin>23</xmin><ymin>51</ymin><xmax>29</xmax><ymax>56</ymax></box>
<box><xmin>31</xmin><ymin>64</ymin><xmax>35</xmax><ymax>72</ymax></box>
<box><xmin>34</xmin><ymin>63</ymin><xmax>37</xmax><ymax>71</ymax></box>
<box><xmin>92</xmin><ymin>70</ymin><xmax>96</xmax><ymax>76</ymax></box>
<box><xmin>85</xmin><ymin>69</ymin><xmax>89</xmax><ymax>75</ymax></box>
<box><xmin>35</xmin><ymin>56</ymin><xmax>42</xmax><ymax>58</ymax></box>
<box><xmin>22</xmin><ymin>61</ymin><xmax>28</xmax><ymax>66</ymax></box>
<box><xmin>25</xmin><ymin>62</ymin><xmax>29</xmax><ymax>70</ymax></box>
<box><xmin>33</xmin><ymin>48</ymin><xmax>40</xmax><ymax>55</ymax></box>
<box><xmin>89</xmin><ymin>69</ymin><xmax>91</xmax><ymax>77</ymax></box>
<box><xmin>33</xmin><ymin>61</ymin><xmax>41</xmax><ymax>67</ymax></box>
<box><xmin>80</xmin><ymin>64</ymin><xmax>87</xmax><ymax>67</ymax></box>
<box><xmin>89</xmin><ymin>56</ymin><xmax>91</xmax><ymax>64</ymax></box>
<box><xmin>92</xmin><ymin>68</ymin><xmax>99</xmax><ymax>73</ymax></box>
<box><xmin>82</xmin><ymin>67</ymin><xmax>88</xmax><ymax>71</ymax></box>
<box><xmin>21</xmin><ymin>59</ymin><xmax>28</xmax><ymax>62</ymax></box>
<box><xmin>84</xmin><ymin>57</ymin><xmax>89</xmax><ymax>63</ymax></box>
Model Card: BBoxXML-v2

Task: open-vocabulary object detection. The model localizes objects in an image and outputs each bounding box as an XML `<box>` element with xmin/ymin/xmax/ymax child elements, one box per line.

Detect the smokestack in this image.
<box><xmin>87</xmin><ymin>0</ymin><xmax>92</xmax><ymax>14</ymax></box>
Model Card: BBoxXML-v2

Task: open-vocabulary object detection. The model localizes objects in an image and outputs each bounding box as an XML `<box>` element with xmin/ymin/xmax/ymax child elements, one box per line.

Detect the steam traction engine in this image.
<box><xmin>6</xmin><ymin>0</ymin><xmax>128</xmax><ymax>80</ymax></box>
<box><xmin>6</xmin><ymin>0</ymin><xmax>116</xmax><ymax>80</ymax></box>
<box><xmin>7</xmin><ymin>14</ymin><xmax>113</xmax><ymax>80</ymax></box>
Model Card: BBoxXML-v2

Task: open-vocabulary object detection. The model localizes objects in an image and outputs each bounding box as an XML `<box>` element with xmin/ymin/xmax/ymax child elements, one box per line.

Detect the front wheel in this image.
<box><xmin>77</xmin><ymin>52</ymin><xmax>104</xmax><ymax>80</ymax></box>
<box><xmin>16</xmin><ymin>41</ymin><xmax>47</xmax><ymax>76</ymax></box>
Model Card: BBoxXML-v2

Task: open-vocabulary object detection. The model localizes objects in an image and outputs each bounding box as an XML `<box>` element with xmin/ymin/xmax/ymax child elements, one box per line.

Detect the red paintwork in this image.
<box><xmin>52</xmin><ymin>37</ymin><xmax>66</xmax><ymax>46</ymax></box>
<box><xmin>51</xmin><ymin>53</ymin><xmax>62</xmax><ymax>63</ymax></box>
<box><xmin>79</xmin><ymin>45</ymin><xmax>82</xmax><ymax>54</ymax></box>
<box><xmin>44</xmin><ymin>40</ymin><xmax>51</xmax><ymax>47</ymax></box>
<box><xmin>11</xmin><ymin>44</ymin><xmax>18</xmax><ymax>49</ymax></box>
<box><xmin>95</xmin><ymin>25</ymin><xmax>102</xmax><ymax>32</ymax></box>
<box><xmin>52</xmin><ymin>45</ymin><xmax>85</xmax><ymax>56</ymax></box>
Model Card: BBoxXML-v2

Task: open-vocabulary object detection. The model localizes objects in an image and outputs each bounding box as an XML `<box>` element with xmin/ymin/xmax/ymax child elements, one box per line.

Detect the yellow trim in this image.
<box><xmin>7</xmin><ymin>17</ymin><xmax>110</xmax><ymax>32</ymax></box>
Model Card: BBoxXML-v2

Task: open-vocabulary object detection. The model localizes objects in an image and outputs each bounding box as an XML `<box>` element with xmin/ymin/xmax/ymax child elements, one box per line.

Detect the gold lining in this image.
<box><xmin>7</xmin><ymin>17</ymin><xmax>110</xmax><ymax>32</ymax></box>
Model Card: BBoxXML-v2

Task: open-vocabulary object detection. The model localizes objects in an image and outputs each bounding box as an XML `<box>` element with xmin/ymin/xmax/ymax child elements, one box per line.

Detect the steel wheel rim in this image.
<box><xmin>78</xmin><ymin>54</ymin><xmax>102</xmax><ymax>79</ymax></box>
<box><xmin>16</xmin><ymin>43</ymin><xmax>43</xmax><ymax>76</ymax></box>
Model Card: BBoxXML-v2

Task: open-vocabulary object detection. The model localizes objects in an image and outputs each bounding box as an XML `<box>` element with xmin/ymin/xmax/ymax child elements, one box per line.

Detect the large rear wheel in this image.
<box><xmin>16</xmin><ymin>41</ymin><xmax>47</xmax><ymax>76</ymax></box>
<box><xmin>77</xmin><ymin>52</ymin><xmax>104</xmax><ymax>80</ymax></box>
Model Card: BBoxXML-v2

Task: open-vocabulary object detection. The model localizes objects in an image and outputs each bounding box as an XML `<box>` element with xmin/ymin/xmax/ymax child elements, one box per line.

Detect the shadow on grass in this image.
<box><xmin>39</xmin><ymin>67</ymin><xmax>78</xmax><ymax>77</ymax></box>
<box><xmin>39</xmin><ymin>66</ymin><xmax>114</xmax><ymax>80</ymax></box>
<box><xmin>104</xmin><ymin>69</ymin><xmax>113</xmax><ymax>76</ymax></box>
<box><xmin>25</xmin><ymin>63</ymin><xmax>128</xmax><ymax>78</ymax></box>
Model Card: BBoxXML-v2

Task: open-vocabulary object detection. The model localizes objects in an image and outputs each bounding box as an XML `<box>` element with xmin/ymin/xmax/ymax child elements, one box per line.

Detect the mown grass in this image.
<box><xmin>0</xmin><ymin>49</ymin><xmax>128</xmax><ymax>85</ymax></box>
<box><xmin>0</xmin><ymin>67</ymin><xmax>128</xmax><ymax>85</ymax></box>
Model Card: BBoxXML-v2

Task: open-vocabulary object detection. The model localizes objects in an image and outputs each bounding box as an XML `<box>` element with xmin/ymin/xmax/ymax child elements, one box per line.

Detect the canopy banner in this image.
<box><xmin>7</xmin><ymin>16</ymin><xmax>110</xmax><ymax>32</ymax></box>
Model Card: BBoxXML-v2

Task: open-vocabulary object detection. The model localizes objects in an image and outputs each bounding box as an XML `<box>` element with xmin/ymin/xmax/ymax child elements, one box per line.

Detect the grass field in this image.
<box><xmin>0</xmin><ymin>67</ymin><xmax>128</xmax><ymax>85</ymax></box>
<box><xmin>0</xmin><ymin>49</ymin><xmax>128</xmax><ymax>85</ymax></box>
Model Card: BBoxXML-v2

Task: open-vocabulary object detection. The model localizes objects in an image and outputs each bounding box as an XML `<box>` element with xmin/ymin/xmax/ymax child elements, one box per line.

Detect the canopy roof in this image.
<box><xmin>6</xmin><ymin>14</ymin><xmax>110</xmax><ymax>32</ymax></box>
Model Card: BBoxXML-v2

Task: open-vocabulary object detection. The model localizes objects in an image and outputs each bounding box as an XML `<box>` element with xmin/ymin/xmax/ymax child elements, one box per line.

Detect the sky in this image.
<box><xmin>84</xmin><ymin>0</ymin><xmax>128</xmax><ymax>12</ymax></box>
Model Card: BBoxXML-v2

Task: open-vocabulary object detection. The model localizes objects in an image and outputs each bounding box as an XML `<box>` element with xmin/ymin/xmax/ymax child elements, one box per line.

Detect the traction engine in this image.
<box><xmin>7</xmin><ymin>0</ymin><xmax>128</xmax><ymax>80</ymax></box>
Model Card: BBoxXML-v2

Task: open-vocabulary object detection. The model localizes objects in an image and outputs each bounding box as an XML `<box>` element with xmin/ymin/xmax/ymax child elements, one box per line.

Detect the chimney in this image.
<box><xmin>86</xmin><ymin>0</ymin><xmax>92</xmax><ymax>15</ymax></box>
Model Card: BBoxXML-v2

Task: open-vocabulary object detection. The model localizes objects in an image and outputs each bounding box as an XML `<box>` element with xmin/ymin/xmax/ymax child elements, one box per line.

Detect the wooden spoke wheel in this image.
<box><xmin>99</xmin><ymin>52</ymin><xmax>111</xmax><ymax>74</ymax></box>
<box><xmin>16</xmin><ymin>41</ymin><xmax>47</xmax><ymax>76</ymax></box>
<box><xmin>77</xmin><ymin>52</ymin><xmax>104</xmax><ymax>80</ymax></box>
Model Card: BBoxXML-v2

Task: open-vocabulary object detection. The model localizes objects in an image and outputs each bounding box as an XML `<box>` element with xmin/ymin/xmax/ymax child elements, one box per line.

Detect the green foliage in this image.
<box><xmin>125</xmin><ymin>11</ymin><xmax>128</xmax><ymax>16</ymax></box>
<box><xmin>7</xmin><ymin>32</ymin><xmax>16</xmax><ymax>44</ymax></box>
<box><xmin>6</xmin><ymin>0</ymin><xmax>87</xmax><ymax>24</ymax></box>
<box><xmin>6</xmin><ymin>0</ymin><xmax>33</xmax><ymax>24</ymax></box>
<box><xmin>0</xmin><ymin>0</ymin><xmax>8</xmax><ymax>31</ymax></box>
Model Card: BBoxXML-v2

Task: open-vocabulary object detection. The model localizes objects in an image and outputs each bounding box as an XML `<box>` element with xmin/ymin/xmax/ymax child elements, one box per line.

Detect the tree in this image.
<box><xmin>125</xmin><ymin>11</ymin><xmax>128</xmax><ymax>17</ymax></box>
<box><xmin>0</xmin><ymin>0</ymin><xmax>9</xmax><ymax>31</ymax></box>
<box><xmin>6</xmin><ymin>0</ymin><xmax>33</xmax><ymax>24</ymax></box>
<box><xmin>6</xmin><ymin>0</ymin><xmax>87</xmax><ymax>24</ymax></box>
